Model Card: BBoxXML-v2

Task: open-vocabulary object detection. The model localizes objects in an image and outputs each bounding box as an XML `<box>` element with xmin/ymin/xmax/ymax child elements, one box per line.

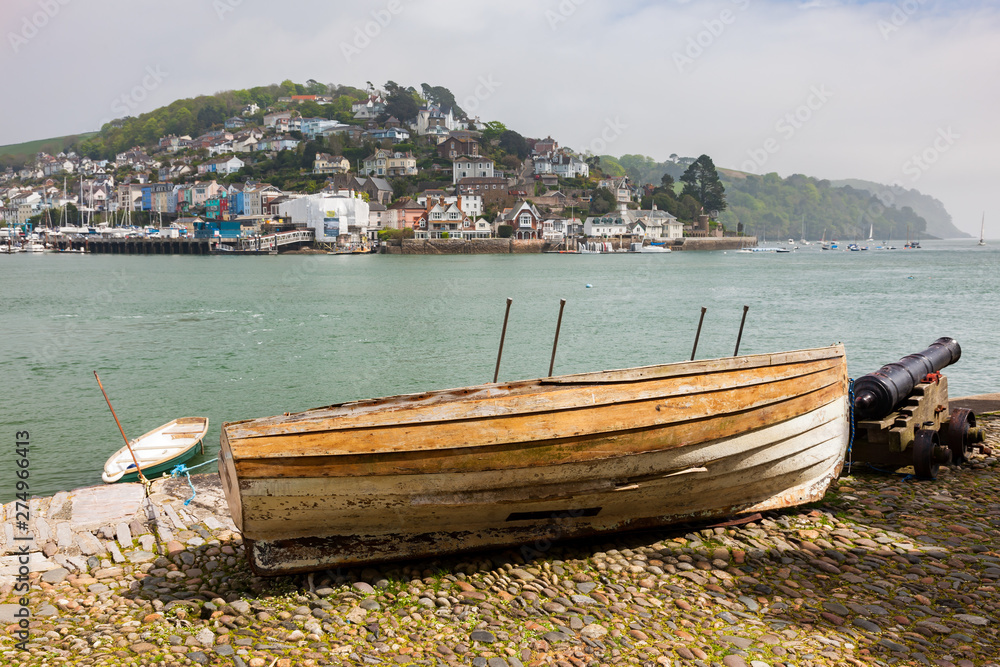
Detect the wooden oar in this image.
<box><xmin>94</xmin><ymin>371</ymin><xmax>147</xmax><ymax>484</ymax></box>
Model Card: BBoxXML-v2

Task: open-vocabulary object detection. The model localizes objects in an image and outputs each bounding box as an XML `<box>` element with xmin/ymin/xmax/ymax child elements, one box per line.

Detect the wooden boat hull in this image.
<box><xmin>102</xmin><ymin>417</ymin><xmax>209</xmax><ymax>484</ymax></box>
<box><xmin>220</xmin><ymin>346</ymin><xmax>849</xmax><ymax>575</ymax></box>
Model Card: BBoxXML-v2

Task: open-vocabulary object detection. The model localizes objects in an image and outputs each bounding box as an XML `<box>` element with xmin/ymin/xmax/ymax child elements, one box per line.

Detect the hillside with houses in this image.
<box><xmin>0</xmin><ymin>80</ymin><xmax>938</xmax><ymax>249</ymax></box>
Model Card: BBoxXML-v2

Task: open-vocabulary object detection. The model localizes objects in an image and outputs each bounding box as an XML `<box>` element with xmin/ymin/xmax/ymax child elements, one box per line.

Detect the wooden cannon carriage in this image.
<box><xmin>849</xmin><ymin>338</ymin><xmax>988</xmax><ymax>479</ymax></box>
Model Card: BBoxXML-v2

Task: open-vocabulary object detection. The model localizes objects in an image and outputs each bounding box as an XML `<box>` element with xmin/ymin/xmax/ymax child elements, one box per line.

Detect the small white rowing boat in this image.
<box><xmin>102</xmin><ymin>417</ymin><xmax>209</xmax><ymax>483</ymax></box>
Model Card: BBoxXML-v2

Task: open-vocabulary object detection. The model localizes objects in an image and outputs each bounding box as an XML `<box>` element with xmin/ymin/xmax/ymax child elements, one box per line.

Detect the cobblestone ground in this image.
<box><xmin>3</xmin><ymin>415</ymin><xmax>1000</xmax><ymax>667</ymax></box>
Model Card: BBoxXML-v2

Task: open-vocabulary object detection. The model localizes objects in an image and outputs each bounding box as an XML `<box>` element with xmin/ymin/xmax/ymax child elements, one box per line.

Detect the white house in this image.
<box><xmin>300</xmin><ymin>118</ymin><xmax>348</xmax><ymax>139</ymax></box>
<box><xmin>598</xmin><ymin>177</ymin><xmax>632</xmax><ymax>203</ymax></box>
<box><xmin>365</xmin><ymin>127</ymin><xmax>410</xmax><ymax>143</ymax></box>
<box><xmin>207</xmin><ymin>140</ymin><xmax>235</xmax><ymax>157</ymax></box>
<box><xmin>635</xmin><ymin>205</ymin><xmax>683</xmax><ymax>240</ymax></box>
<box><xmin>452</xmin><ymin>157</ymin><xmax>494</xmax><ymax>184</ymax></box>
<box><xmin>415</xmin><ymin>193</ymin><xmax>482</xmax><ymax>218</ymax></box>
<box><xmin>263</xmin><ymin>111</ymin><xmax>292</xmax><ymax>128</ymax></box>
<box><xmin>414</xmin><ymin>106</ymin><xmax>456</xmax><ymax>136</ymax></box>
<box><xmin>352</xmin><ymin>93</ymin><xmax>385</xmax><ymax>120</ymax></box>
<box><xmin>584</xmin><ymin>213</ymin><xmax>630</xmax><ymax>237</ymax></box>
<box><xmin>197</xmin><ymin>156</ymin><xmax>245</xmax><ymax>175</ymax></box>
<box><xmin>552</xmin><ymin>155</ymin><xmax>589</xmax><ymax>179</ymax></box>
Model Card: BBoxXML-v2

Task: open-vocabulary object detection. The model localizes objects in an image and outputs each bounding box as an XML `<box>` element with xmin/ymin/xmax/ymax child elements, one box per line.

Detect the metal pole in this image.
<box><xmin>548</xmin><ymin>298</ymin><xmax>567</xmax><ymax>376</ymax></box>
<box><xmin>733</xmin><ymin>305</ymin><xmax>749</xmax><ymax>356</ymax></box>
<box><xmin>690</xmin><ymin>307</ymin><xmax>707</xmax><ymax>361</ymax></box>
<box><xmin>493</xmin><ymin>297</ymin><xmax>513</xmax><ymax>383</ymax></box>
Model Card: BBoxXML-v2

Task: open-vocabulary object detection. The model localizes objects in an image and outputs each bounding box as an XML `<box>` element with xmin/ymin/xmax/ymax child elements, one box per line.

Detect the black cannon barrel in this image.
<box><xmin>854</xmin><ymin>337</ymin><xmax>961</xmax><ymax>420</ymax></box>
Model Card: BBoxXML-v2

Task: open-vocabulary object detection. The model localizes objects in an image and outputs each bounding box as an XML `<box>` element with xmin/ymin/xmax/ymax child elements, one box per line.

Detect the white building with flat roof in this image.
<box><xmin>277</xmin><ymin>191</ymin><xmax>370</xmax><ymax>244</ymax></box>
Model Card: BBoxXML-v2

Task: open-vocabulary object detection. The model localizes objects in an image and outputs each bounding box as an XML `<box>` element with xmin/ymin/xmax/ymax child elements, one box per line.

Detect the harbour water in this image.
<box><xmin>1</xmin><ymin>239</ymin><xmax>998</xmax><ymax>502</ymax></box>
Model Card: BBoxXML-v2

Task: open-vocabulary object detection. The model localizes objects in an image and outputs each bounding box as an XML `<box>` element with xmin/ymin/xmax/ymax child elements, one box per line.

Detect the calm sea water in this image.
<box><xmin>1</xmin><ymin>239</ymin><xmax>998</xmax><ymax>502</ymax></box>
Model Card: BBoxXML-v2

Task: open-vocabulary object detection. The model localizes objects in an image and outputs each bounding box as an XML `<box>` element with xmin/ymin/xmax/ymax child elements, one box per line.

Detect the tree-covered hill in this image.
<box><xmin>718</xmin><ymin>171</ymin><xmax>929</xmax><ymax>242</ymax></box>
<box><xmin>0</xmin><ymin>133</ymin><xmax>97</xmax><ymax>170</ymax></box>
<box><xmin>75</xmin><ymin>81</ymin><xmax>368</xmax><ymax>160</ymax></box>
<box><xmin>598</xmin><ymin>153</ymin><xmax>939</xmax><ymax>242</ymax></box>
<box><xmin>831</xmin><ymin>179</ymin><xmax>968</xmax><ymax>239</ymax></box>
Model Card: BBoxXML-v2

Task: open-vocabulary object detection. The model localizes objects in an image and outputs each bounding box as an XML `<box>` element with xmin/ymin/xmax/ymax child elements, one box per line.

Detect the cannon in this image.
<box><xmin>850</xmin><ymin>338</ymin><xmax>988</xmax><ymax>480</ymax></box>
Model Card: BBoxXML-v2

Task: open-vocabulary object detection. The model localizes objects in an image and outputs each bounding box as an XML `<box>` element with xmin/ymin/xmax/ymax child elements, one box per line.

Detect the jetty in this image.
<box><xmin>46</xmin><ymin>229</ymin><xmax>315</xmax><ymax>255</ymax></box>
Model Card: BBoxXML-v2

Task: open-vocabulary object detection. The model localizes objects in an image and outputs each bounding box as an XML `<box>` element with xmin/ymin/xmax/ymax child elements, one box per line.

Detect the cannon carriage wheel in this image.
<box><xmin>944</xmin><ymin>408</ymin><xmax>977</xmax><ymax>465</ymax></box>
<box><xmin>913</xmin><ymin>428</ymin><xmax>950</xmax><ymax>480</ymax></box>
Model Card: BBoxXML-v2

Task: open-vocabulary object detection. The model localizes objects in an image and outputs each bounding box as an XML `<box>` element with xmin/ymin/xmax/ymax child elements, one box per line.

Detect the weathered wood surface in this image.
<box><xmin>219</xmin><ymin>345</ymin><xmax>849</xmax><ymax>575</ymax></box>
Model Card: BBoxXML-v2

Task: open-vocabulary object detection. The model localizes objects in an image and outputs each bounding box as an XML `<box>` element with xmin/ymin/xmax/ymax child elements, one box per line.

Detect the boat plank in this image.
<box><xmin>228</xmin><ymin>366</ymin><xmax>844</xmax><ymax>461</ymax></box>
<box><xmin>226</xmin><ymin>354</ymin><xmax>843</xmax><ymax>440</ymax></box>
<box><xmin>243</xmin><ymin>466</ymin><xmax>832</xmax><ymax>575</ymax></box>
<box><xmin>543</xmin><ymin>346</ymin><xmax>842</xmax><ymax>384</ymax></box>
<box><xmin>236</xmin><ymin>402</ymin><xmax>845</xmax><ymax>494</ymax></box>
<box><xmin>232</xmin><ymin>386</ymin><xmax>844</xmax><ymax>479</ymax></box>
<box><xmin>237</xmin><ymin>447</ymin><xmax>843</xmax><ymax>540</ymax></box>
<box><xmin>231</xmin><ymin>399</ymin><xmax>847</xmax><ymax>540</ymax></box>
<box><xmin>236</xmin><ymin>418</ymin><xmax>844</xmax><ymax>510</ymax></box>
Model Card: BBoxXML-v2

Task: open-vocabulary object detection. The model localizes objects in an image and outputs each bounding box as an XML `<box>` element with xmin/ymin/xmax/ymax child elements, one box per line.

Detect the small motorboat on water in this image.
<box><xmin>102</xmin><ymin>417</ymin><xmax>209</xmax><ymax>483</ymax></box>
<box><xmin>629</xmin><ymin>242</ymin><xmax>672</xmax><ymax>253</ymax></box>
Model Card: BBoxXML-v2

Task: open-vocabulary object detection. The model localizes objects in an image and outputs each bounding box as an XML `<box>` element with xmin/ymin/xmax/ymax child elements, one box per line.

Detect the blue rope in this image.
<box><xmin>181</xmin><ymin>458</ymin><xmax>218</xmax><ymax>471</ymax></box>
<box><xmin>846</xmin><ymin>378</ymin><xmax>855</xmax><ymax>474</ymax></box>
<box><xmin>170</xmin><ymin>458</ymin><xmax>218</xmax><ymax>505</ymax></box>
<box><xmin>865</xmin><ymin>463</ymin><xmax>915</xmax><ymax>482</ymax></box>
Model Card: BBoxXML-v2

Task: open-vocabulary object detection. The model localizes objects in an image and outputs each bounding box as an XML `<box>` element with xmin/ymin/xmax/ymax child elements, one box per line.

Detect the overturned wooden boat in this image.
<box><xmin>102</xmin><ymin>417</ymin><xmax>209</xmax><ymax>483</ymax></box>
<box><xmin>220</xmin><ymin>345</ymin><xmax>849</xmax><ymax>575</ymax></box>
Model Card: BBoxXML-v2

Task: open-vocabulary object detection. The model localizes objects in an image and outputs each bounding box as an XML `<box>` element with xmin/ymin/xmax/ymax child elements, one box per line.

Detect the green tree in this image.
<box><xmin>196</xmin><ymin>99</ymin><xmax>226</xmax><ymax>128</ymax></box>
<box><xmin>305</xmin><ymin>79</ymin><xmax>328</xmax><ymax>95</ymax></box>
<box><xmin>676</xmin><ymin>194</ymin><xmax>701</xmax><ymax>221</ymax></box>
<box><xmin>420</xmin><ymin>83</ymin><xmax>465</xmax><ymax>118</ymax></box>
<box><xmin>385</xmin><ymin>88</ymin><xmax>419</xmax><ymax>123</ymax></box>
<box><xmin>680</xmin><ymin>154</ymin><xmax>727</xmax><ymax>214</ymax></box>
<box><xmin>599</xmin><ymin>156</ymin><xmax>626</xmax><ymax>178</ymax></box>
<box><xmin>498</xmin><ymin>130</ymin><xmax>528</xmax><ymax>160</ymax></box>
<box><xmin>482</xmin><ymin>121</ymin><xmax>506</xmax><ymax>143</ymax></box>
<box><xmin>497</xmin><ymin>225</ymin><xmax>513</xmax><ymax>238</ymax></box>
<box><xmin>298</xmin><ymin>100</ymin><xmax>324</xmax><ymax>118</ymax></box>
<box><xmin>589</xmin><ymin>187</ymin><xmax>616</xmax><ymax>215</ymax></box>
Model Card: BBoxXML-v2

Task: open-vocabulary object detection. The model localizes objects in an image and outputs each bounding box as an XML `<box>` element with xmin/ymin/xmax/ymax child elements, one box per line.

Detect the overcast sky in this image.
<box><xmin>2</xmin><ymin>0</ymin><xmax>997</xmax><ymax>235</ymax></box>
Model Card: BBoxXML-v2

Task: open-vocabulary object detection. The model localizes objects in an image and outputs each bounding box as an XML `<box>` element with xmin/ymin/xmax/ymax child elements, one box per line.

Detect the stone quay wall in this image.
<box><xmin>384</xmin><ymin>239</ymin><xmax>550</xmax><ymax>254</ymax></box>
